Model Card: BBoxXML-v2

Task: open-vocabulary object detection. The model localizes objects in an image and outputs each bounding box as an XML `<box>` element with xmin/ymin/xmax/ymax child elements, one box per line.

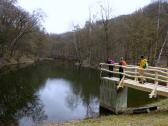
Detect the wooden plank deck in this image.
<box><xmin>101</xmin><ymin>77</ymin><xmax>168</xmax><ymax>97</ymax></box>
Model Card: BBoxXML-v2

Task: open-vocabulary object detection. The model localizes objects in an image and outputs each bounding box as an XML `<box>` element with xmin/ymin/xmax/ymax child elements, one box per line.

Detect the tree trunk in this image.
<box><xmin>156</xmin><ymin>31</ymin><xmax>168</xmax><ymax>66</ymax></box>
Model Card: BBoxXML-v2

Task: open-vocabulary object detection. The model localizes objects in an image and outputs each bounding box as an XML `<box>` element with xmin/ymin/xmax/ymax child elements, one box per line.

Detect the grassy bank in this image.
<box><xmin>45</xmin><ymin>99</ymin><xmax>168</xmax><ymax>126</ymax></box>
<box><xmin>56</xmin><ymin>112</ymin><xmax>168</xmax><ymax>126</ymax></box>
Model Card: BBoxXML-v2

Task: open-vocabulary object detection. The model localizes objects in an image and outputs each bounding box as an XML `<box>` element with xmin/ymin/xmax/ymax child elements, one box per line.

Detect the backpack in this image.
<box><xmin>143</xmin><ymin>59</ymin><xmax>148</xmax><ymax>69</ymax></box>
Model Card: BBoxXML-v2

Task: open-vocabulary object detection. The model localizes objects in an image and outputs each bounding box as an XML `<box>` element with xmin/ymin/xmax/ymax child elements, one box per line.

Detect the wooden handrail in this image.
<box><xmin>100</xmin><ymin>63</ymin><xmax>168</xmax><ymax>74</ymax></box>
<box><xmin>100</xmin><ymin>63</ymin><xmax>168</xmax><ymax>85</ymax></box>
<box><xmin>100</xmin><ymin>68</ymin><xmax>168</xmax><ymax>83</ymax></box>
<box><xmin>100</xmin><ymin>62</ymin><xmax>168</xmax><ymax>98</ymax></box>
<box><xmin>100</xmin><ymin>63</ymin><xmax>168</xmax><ymax>75</ymax></box>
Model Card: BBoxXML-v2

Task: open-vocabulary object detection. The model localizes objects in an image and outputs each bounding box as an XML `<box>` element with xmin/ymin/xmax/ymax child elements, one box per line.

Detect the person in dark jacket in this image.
<box><xmin>106</xmin><ymin>57</ymin><xmax>115</xmax><ymax>77</ymax></box>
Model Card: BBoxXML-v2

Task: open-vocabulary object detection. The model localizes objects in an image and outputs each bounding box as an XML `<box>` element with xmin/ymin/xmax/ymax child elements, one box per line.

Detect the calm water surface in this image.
<box><xmin>0</xmin><ymin>61</ymin><xmax>155</xmax><ymax>126</ymax></box>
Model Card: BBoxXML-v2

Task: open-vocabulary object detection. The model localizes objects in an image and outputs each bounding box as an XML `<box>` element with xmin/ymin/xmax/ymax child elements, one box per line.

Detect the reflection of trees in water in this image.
<box><xmin>65</xmin><ymin>66</ymin><xmax>100</xmax><ymax>119</ymax></box>
<box><xmin>85</xmin><ymin>96</ymin><xmax>99</xmax><ymax>118</ymax></box>
<box><xmin>0</xmin><ymin>61</ymin><xmax>100</xmax><ymax>124</ymax></box>
<box><xmin>0</xmin><ymin>65</ymin><xmax>47</xmax><ymax>125</ymax></box>
<box><xmin>66</xmin><ymin>89</ymin><xmax>99</xmax><ymax>118</ymax></box>
<box><xmin>0</xmin><ymin>94</ymin><xmax>47</xmax><ymax>126</ymax></box>
<box><xmin>16</xmin><ymin>99</ymin><xmax>47</xmax><ymax>123</ymax></box>
<box><xmin>66</xmin><ymin>90</ymin><xmax>82</xmax><ymax>111</ymax></box>
<box><xmin>71</xmin><ymin>67</ymin><xmax>99</xmax><ymax>118</ymax></box>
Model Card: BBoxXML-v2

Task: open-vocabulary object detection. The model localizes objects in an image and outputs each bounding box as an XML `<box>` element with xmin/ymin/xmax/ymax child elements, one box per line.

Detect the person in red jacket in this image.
<box><xmin>119</xmin><ymin>57</ymin><xmax>127</xmax><ymax>80</ymax></box>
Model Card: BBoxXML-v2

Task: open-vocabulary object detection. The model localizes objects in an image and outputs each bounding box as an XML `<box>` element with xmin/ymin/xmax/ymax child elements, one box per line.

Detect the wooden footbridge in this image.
<box><xmin>99</xmin><ymin>63</ymin><xmax>168</xmax><ymax>113</ymax></box>
<box><xmin>100</xmin><ymin>63</ymin><xmax>168</xmax><ymax>98</ymax></box>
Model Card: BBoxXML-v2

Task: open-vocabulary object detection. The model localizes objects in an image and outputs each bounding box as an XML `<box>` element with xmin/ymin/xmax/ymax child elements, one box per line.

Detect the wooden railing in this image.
<box><xmin>99</xmin><ymin>63</ymin><xmax>168</xmax><ymax>98</ymax></box>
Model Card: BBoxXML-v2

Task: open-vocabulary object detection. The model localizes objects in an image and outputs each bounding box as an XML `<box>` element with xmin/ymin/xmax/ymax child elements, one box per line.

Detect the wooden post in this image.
<box><xmin>155</xmin><ymin>71</ymin><xmax>158</xmax><ymax>85</ymax></box>
<box><xmin>100</xmin><ymin>64</ymin><xmax>102</xmax><ymax>77</ymax></box>
<box><xmin>167</xmin><ymin>70</ymin><xmax>168</xmax><ymax>87</ymax></box>
<box><xmin>134</xmin><ymin>67</ymin><xmax>138</xmax><ymax>81</ymax></box>
<box><xmin>149</xmin><ymin>71</ymin><xmax>158</xmax><ymax>98</ymax></box>
<box><xmin>117</xmin><ymin>75</ymin><xmax>125</xmax><ymax>89</ymax></box>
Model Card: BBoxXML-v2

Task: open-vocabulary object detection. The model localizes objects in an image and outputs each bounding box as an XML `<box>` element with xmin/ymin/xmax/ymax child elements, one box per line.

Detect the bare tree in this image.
<box><xmin>153</xmin><ymin>0</ymin><xmax>161</xmax><ymax>65</ymax></box>
<box><xmin>0</xmin><ymin>0</ymin><xmax>44</xmax><ymax>56</ymax></box>
<box><xmin>99</xmin><ymin>0</ymin><xmax>113</xmax><ymax>59</ymax></box>
<box><xmin>73</xmin><ymin>24</ymin><xmax>82</xmax><ymax>64</ymax></box>
<box><xmin>156</xmin><ymin>31</ymin><xmax>168</xmax><ymax>65</ymax></box>
<box><xmin>9</xmin><ymin>9</ymin><xmax>43</xmax><ymax>56</ymax></box>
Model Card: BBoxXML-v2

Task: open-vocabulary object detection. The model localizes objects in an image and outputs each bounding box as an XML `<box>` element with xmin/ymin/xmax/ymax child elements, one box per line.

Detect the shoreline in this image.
<box><xmin>0</xmin><ymin>57</ymin><xmax>56</xmax><ymax>70</ymax></box>
<box><xmin>0</xmin><ymin>57</ymin><xmax>34</xmax><ymax>69</ymax></box>
<box><xmin>42</xmin><ymin>99</ymin><xmax>168</xmax><ymax>126</ymax></box>
<box><xmin>0</xmin><ymin>59</ymin><xmax>168</xmax><ymax>126</ymax></box>
<box><xmin>0</xmin><ymin>57</ymin><xmax>96</xmax><ymax>69</ymax></box>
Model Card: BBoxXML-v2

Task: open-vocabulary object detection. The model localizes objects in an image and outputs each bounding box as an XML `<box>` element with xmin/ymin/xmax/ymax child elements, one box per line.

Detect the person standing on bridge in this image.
<box><xmin>119</xmin><ymin>57</ymin><xmax>127</xmax><ymax>80</ymax></box>
<box><xmin>106</xmin><ymin>57</ymin><xmax>115</xmax><ymax>77</ymax></box>
<box><xmin>139</xmin><ymin>56</ymin><xmax>148</xmax><ymax>84</ymax></box>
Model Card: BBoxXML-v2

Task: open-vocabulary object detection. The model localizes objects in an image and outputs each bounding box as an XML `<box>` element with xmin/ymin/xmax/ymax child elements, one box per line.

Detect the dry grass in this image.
<box><xmin>45</xmin><ymin>112</ymin><xmax>168</xmax><ymax>126</ymax></box>
<box><xmin>43</xmin><ymin>99</ymin><xmax>168</xmax><ymax>126</ymax></box>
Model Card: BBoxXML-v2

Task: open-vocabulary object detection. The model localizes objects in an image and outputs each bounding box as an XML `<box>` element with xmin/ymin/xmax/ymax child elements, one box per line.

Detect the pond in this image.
<box><xmin>0</xmin><ymin>61</ymin><xmax>156</xmax><ymax>126</ymax></box>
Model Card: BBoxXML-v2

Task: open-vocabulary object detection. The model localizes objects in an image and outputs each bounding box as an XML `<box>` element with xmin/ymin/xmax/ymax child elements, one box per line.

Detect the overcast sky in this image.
<box><xmin>17</xmin><ymin>0</ymin><xmax>152</xmax><ymax>34</ymax></box>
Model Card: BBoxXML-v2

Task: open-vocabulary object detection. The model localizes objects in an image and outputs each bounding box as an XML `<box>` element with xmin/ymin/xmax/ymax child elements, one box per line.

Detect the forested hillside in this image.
<box><xmin>1</xmin><ymin>0</ymin><xmax>168</xmax><ymax>67</ymax></box>
<box><xmin>50</xmin><ymin>1</ymin><xmax>168</xmax><ymax>67</ymax></box>
<box><xmin>0</xmin><ymin>0</ymin><xmax>51</xmax><ymax>65</ymax></box>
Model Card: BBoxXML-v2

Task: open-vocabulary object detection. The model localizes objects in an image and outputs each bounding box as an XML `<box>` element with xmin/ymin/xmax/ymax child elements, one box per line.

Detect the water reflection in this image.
<box><xmin>0</xmin><ymin>61</ymin><xmax>99</xmax><ymax>125</ymax></box>
<box><xmin>37</xmin><ymin>78</ymin><xmax>98</xmax><ymax>122</ymax></box>
<box><xmin>0</xmin><ymin>61</ymin><xmax>155</xmax><ymax>126</ymax></box>
<box><xmin>0</xmin><ymin>66</ymin><xmax>47</xmax><ymax>126</ymax></box>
